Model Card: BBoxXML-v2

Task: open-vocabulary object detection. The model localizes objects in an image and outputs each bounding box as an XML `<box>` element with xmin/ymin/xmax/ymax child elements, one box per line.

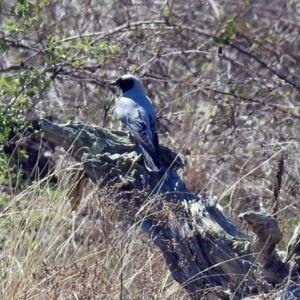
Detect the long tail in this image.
<box><xmin>139</xmin><ymin>144</ymin><xmax>161</xmax><ymax>172</ymax></box>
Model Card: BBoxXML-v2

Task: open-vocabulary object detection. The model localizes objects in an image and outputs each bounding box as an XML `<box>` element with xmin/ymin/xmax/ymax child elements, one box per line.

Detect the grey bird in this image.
<box><xmin>110</xmin><ymin>74</ymin><xmax>161</xmax><ymax>172</ymax></box>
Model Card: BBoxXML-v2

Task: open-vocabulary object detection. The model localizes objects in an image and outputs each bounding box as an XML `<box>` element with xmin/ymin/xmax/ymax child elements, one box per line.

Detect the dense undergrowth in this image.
<box><xmin>1</xmin><ymin>0</ymin><xmax>300</xmax><ymax>298</ymax></box>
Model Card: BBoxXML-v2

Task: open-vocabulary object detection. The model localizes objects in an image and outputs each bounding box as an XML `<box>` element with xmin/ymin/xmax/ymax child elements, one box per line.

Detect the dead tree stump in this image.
<box><xmin>40</xmin><ymin>118</ymin><xmax>300</xmax><ymax>300</ymax></box>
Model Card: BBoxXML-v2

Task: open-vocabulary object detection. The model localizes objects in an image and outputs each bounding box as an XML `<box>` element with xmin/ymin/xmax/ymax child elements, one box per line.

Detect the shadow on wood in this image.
<box><xmin>40</xmin><ymin>118</ymin><xmax>300</xmax><ymax>300</ymax></box>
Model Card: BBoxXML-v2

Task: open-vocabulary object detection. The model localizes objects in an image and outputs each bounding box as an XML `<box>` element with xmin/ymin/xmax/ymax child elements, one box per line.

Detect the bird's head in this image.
<box><xmin>110</xmin><ymin>74</ymin><xmax>144</xmax><ymax>93</ymax></box>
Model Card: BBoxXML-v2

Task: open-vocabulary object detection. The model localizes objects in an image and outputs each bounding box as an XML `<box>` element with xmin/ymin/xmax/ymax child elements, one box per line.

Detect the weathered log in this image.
<box><xmin>40</xmin><ymin>118</ymin><xmax>300</xmax><ymax>299</ymax></box>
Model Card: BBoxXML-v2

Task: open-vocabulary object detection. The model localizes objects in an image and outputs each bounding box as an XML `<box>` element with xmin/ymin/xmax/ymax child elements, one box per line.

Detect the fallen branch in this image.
<box><xmin>40</xmin><ymin>118</ymin><xmax>300</xmax><ymax>299</ymax></box>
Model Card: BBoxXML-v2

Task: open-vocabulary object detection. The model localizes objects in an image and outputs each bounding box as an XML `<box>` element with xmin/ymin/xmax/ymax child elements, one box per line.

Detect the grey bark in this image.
<box><xmin>40</xmin><ymin>118</ymin><xmax>300</xmax><ymax>300</ymax></box>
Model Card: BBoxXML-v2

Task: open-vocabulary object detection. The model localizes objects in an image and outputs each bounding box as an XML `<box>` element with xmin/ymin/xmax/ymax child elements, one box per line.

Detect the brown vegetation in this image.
<box><xmin>1</xmin><ymin>0</ymin><xmax>300</xmax><ymax>299</ymax></box>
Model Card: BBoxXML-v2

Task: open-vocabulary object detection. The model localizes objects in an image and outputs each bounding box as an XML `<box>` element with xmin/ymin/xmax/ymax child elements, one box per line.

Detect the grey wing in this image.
<box><xmin>122</xmin><ymin>111</ymin><xmax>160</xmax><ymax>171</ymax></box>
<box><xmin>124</xmin><ymin>112</ymin><xmax>157</xmax><ymax>153</ymax></box>
<box><xmin>116</xmin><ymin>96</ymin><xmax>160</xmax><ymax>171</ymax></box>
<box><xmin>148</xmin><ymin>114</ymin><xmax>159</xmax><ymax>153</ymax></box>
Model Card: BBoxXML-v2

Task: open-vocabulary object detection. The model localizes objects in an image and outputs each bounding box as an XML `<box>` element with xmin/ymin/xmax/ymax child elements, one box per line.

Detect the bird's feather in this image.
<box><xmin>125</xmin><ymin>117</ymin><xmax>156</xmax><ymax>153</ymax></box>
<box><xmin>114</xmin><ymin>75</ymin><xmax>161</xmax><ymax>172</ymax></box>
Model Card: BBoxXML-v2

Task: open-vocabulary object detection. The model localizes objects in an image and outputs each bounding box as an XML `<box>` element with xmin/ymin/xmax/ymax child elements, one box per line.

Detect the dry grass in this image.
<box><xmin>2</xmin><ymin>0</ymin><xmax>300</xmax><ymax>298</ymax></box>
<box><xmin>2</xmin><ymin>115</ymin><xmax>299</xmax><ymax>299</ymax></box>
<box><xmin>0</xmin><ymin>162</ymin><xmax>189</xmax><ymax>299</ymax></box>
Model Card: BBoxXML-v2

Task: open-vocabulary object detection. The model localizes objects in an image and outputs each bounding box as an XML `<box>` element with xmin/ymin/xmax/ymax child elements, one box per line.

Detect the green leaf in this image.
<box><xmin>0</xmin><ymin>41</ymin><xmax>10</xmax><ymax>53</ymax></box>
<box><xmin>214</xmin><ymin>36</ymin><xmax>229</xmax><ymax>45</ymax></box>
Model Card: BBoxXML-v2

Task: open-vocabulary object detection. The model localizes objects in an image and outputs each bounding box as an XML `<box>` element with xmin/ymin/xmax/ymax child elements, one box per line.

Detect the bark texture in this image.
<box><xmin>40</xmin><ymin>118</ymin><xmax>300</xmax><ymax>300</ymax></box>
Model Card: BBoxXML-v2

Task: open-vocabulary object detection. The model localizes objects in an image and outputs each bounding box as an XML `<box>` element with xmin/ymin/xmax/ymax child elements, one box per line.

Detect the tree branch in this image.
<box><xmin>40</xmin><ymin>118</ymin><xmax>300</xmax><ymax>299</ymax></box>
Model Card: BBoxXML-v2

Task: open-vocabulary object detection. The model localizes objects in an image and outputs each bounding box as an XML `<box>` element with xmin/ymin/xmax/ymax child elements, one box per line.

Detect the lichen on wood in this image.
<box><xmin>40</xmin><ymin>118</ymin><xmax>300</xmax><ymax>300</ymax></box>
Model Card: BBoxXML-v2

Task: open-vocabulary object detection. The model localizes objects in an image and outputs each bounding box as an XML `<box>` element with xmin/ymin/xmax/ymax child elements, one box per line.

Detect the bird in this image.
<box><xmin>110</xmin><ymin>74</ymin><xmax>161</xmax><ymax>172</ymax></box>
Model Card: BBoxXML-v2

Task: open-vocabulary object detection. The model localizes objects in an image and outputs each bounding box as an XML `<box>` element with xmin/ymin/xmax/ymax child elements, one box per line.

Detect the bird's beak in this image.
<box><xmin>110</xmin><ymin>81</ymin><xmax>118</xmax><ymax>86</ymax></box>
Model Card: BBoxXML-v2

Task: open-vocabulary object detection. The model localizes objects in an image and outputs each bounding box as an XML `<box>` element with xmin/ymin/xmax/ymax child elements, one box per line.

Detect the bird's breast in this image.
<box><xmin>116</xmin><ymin>97</ymin><xmax>142</xmax><ymax>120</ymax></box>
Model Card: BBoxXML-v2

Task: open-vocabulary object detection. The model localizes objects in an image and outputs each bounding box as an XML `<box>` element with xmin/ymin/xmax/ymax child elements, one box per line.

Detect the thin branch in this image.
<box><xmin>228</xmin><ymin>41</ymin><xmax>300</xmax><ymax>92</ymax></box>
